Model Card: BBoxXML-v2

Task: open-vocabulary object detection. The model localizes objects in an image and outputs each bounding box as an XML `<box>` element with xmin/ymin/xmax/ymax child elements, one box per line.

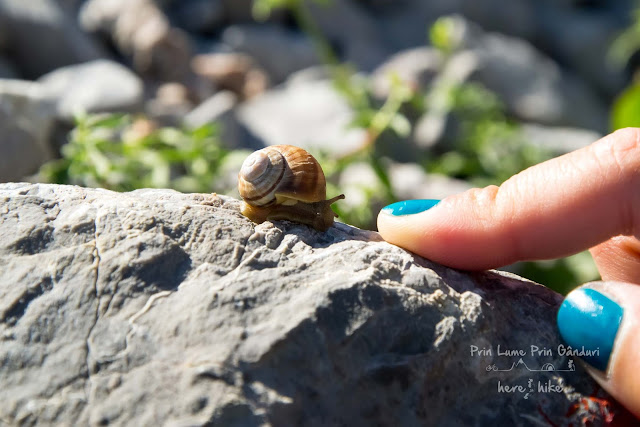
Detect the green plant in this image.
<box><xmin>424</xmin><ymin>82</ymin><xmax>550</xmax><ymax>185</ymax></box>
<box><xmin>428</xmin><ymin>16</ymin><xmax>463</xmax><ymax>55</ymax></box>
<box><xmin>609</xmin><ymin>2</ymin><xmax>640</xmax><ymax>130</ymax></box>
<box><xmin>41</xmin><ymin>114</ymin><xmax>239</xmax><ymax>193</ymax></box>
<box><xmin>611</xmin><ymin>82</ymin><xmax>640</xmax><ymax>130</ymax></box>
<box><xmin>420</xmin><ymin>18</ymin><xmax>552</xmax><ymax>186</ymax></box>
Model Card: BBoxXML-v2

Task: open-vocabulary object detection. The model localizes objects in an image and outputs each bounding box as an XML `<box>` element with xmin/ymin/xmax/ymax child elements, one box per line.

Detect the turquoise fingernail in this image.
<box><xmin>557</xmin><ymin>288</ymin><xmax>623</xmax><ymax>372</ymax></box>
<box><xmin>381</xmin><ymin>199</ymin><xmax>441</xmax><ymax>216</ymax></box>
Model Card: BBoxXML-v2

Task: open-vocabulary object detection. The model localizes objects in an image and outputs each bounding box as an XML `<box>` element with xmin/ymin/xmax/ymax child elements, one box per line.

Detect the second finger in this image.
<box><xmin>590</xmin><ymin>236</ymin><xmax>640</xmax><ymax>284</ymax></box>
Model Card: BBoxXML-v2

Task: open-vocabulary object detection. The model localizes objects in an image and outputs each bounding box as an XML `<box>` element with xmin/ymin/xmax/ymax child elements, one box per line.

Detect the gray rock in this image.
<box><xmin>185</xmin><ymin>91</ymin><xmax>262</xmax><ymax>150</ymax></box>
<box><xmin>472</xmin><ymin>38</ymin><xmax>606</xmax><ymax>131</ymax></box>
<box><xmin>222</xmin><ymin>25</ymin><xmax>320</xmax><ymax>84</ymax></box>
<box><xmin>0</xmin><ymin>0</ymin><xmax>105</xmax><ymax>79</ymax></box>
<box><xmin>38</xmin><ymin>60</ymin><xmax>144</xmax><ymax>121</ymax></box>
<box><xmin>237</xmin><ymin>79</ymin><xmax>368</xmax><ymax>156</ymax></box>
<box><xmin>520</xmin><ymin>124</ymin><xmax>602</xmax><ymax>156</ymax></box>
<box><xmin>0</xmin><ymin>80</ymin><xmax>55</xmax><ymax>182</ymax></box>
<box><xmin>0</xmin><ymin>183</ymin><xmax>632</xmax><ymax>425</ymax></box>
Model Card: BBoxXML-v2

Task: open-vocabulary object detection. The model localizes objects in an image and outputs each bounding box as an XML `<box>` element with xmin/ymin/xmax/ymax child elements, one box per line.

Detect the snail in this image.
<box><xmin>238</xmin><ymin>145</ymin><xmax>345</xmax><ymax>231</ymax></box>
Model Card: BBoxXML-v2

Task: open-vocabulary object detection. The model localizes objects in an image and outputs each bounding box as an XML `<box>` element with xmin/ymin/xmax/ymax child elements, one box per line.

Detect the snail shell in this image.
<box><xmin>238</xmin><ymin>145</ymin><xmax>326</xmax><ymax>207</ymax></box>
<box><xmin>238</xmin><ymin>145</ymin><xmax>344</xmax><ymax>231</ymax></box>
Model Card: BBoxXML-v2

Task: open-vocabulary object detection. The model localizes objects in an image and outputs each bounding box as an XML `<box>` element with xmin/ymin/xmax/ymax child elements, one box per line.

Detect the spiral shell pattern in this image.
<box><xmin>238</xmin><ymin>145</ymin><xmax>326</xmax><ymax>207</ymax></box>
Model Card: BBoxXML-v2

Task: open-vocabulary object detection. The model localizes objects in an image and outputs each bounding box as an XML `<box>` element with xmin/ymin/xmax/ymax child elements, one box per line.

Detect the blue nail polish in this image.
<box><xmin>557</xmin><ymin>288</ymin><xmax>623</xmax><ymax>372</ymax></box>
<box><xmin>381</xmin><ymin>199</ymin><xmax>441</xmax><ymax>216</ymax></box>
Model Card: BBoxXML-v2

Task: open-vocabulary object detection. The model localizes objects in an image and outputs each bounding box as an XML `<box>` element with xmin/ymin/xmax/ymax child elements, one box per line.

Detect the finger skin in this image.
<box><xmin>378</xmin><ymin>128</ymin><xmax>640</xmax><ymax>270</ymax></box>
<box><xmin>578</xmin><ymin>282</ymin><xmax>640</xmax><ymax>418</ymax></box>
<box><xmin>590</xmin><ymin>236</ymin><xmax>640</xmax><ymax>284</ymax></box>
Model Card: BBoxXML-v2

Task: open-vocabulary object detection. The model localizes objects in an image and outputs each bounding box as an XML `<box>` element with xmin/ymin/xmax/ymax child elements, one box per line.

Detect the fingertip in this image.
<box><xmin>557</xmin><ymin>281</ymin><xmax>640</xmax><ymax>418</ymax></box>
<box><xmin>377</xmin><ymin>199</ymin><xmax>442</xmax><ymax>259</ymax></box>
<box><xmin>377</xmin><ymin>192</ymin><xmax>517</xmax><ymax>270</ymax></box>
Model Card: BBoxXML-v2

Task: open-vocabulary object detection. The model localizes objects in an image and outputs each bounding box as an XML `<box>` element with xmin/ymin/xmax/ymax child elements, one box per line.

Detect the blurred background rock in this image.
<box><xmin>2</xmin><ymin>0</ymin><xmax>640</xmax><ymax>293</ymax></box>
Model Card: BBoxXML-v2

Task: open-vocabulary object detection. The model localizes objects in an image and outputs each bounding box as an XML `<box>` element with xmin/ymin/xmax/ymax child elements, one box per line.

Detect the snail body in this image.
<box><xmin>238</xmin><ymin>145</ymin><xmax>345</xmax><ymax>231</ymax></box>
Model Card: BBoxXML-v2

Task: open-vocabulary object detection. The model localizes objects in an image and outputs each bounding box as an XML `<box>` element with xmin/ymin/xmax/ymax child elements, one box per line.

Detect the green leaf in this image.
<box><xmin>611</xmin><ymin>83</ymin><xmax>640</xmax><ymax>130</ymax></box>
<box><xmin>369</xmin><ymin>156</ymin><xmax>395</xmax><ymax>201</ymax></box>
<box><xmin>85</xmin><ymin>113</ymin><xmax>129</xmax><ymax>129</ymax></box>
<box><xmin>389</xmin><ymin>113</ymin><xmax>411</xmax><ymax>137</ymax></box>
<box><xmin>349</xmin><ymin>110</ymin><xmax>376</xmax><ymax>129</ymax></box>
<box><xmin>189</xmin><ymin>123</ymin><xmax>218</xmax><ymax>140</ymax></box>
<box><xmin>429</xmin><ymin>17</ymin><xmax>459</xmax><ymax>53</ymax></box>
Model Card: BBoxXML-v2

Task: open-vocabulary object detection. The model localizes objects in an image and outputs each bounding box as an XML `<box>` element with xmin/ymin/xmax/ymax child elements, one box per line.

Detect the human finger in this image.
<box><xmin>378</xmin><ymin>128</ymin><xmax>640</xmax><ymax>270</ymax></box>
<box><xmin>590</xmin><ymin>236</ymin><xmax>640</xmax><ymax>284</ymax></box>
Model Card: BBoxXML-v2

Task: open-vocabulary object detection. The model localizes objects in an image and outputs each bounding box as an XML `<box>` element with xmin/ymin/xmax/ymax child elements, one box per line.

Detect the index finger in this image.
<box><xmin>377</xmin><ymin>128</ymin><xmax>640</xmax><ymax>270</ymax></box>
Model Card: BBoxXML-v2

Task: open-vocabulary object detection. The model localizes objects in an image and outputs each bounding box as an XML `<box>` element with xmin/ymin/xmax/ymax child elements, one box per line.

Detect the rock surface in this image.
<box><xmin>0</xmin><ymin>183</ymin><xmax>632</xmax><ymax>426</ymax></box>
